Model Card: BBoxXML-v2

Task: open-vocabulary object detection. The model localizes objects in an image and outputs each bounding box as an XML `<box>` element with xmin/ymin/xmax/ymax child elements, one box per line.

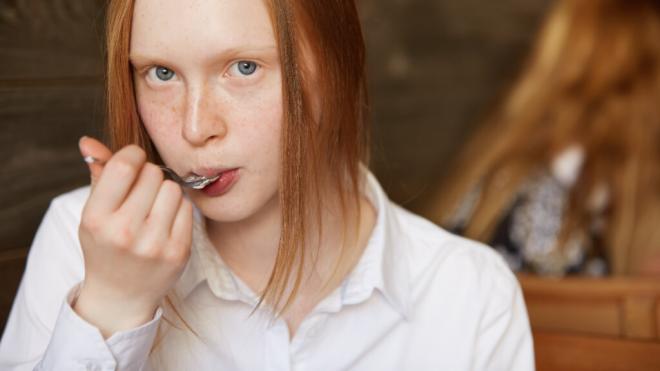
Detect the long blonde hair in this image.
<box><xmin>429</xmin><ymin>0</ymin><xmax>660</xmax><ymax>275</ymax></box>
<box><xmin>105</xmin><ymin>0</ymin><xmax>369</xmax><ymax>314</ymax></box>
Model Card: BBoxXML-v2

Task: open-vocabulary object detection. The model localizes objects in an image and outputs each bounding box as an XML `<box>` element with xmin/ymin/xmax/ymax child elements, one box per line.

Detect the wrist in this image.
<box><xmin>74</xmin><ymin>282</ymin><xmax>160</xmax><ymax>338</ymax></box>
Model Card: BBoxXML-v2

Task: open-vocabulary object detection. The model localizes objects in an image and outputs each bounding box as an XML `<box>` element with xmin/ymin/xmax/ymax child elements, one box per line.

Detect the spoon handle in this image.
<box><xmin>83</xmin><ymin>156</ymin><xmax>200</xmax><ymax>188</ymax></box>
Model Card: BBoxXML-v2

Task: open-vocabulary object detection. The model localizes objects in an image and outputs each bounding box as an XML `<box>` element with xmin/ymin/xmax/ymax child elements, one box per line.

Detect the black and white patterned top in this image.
<box><xmin>450</xmin><ymin>146</ymin><xmax>610</xmax><ymax>277</ymax></box>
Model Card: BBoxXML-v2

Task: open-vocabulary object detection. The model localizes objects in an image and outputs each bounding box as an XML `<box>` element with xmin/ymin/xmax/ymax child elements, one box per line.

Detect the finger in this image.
<box><xmin>118</xmin><ymin>162</ymin><xmax>164</xmax><ymax>225</ymax></box>
<box><xmin>171</xmin><ymin>197</ymin><xmax>193</xmax><ymax>241</ymax></box>
<box><xmin>79</xmin><ymin>136</ymin><xmax>112</xmax><ymax>187</ymax></box>
<box><xmin>168</xmin><ymin>198</ymin><xmax>193</xmax><ymax>261</ymax></box>
<box><xmin>87</xmin><ymin>145</ymin><xmax>147</xmax><ymax>215</ymax></box>
<box><xmin>146</xmin><ymin>180</ymin><xmax>184</xmax><ymax>238</ymax></box>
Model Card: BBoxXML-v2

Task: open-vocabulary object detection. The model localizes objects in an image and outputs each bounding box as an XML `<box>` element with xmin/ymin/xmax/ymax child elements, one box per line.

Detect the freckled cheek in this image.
<box><xmin>227</xmin><ymin>72</ymin><xmax>282</xmax><ymax>125</ymax></box>
<box><xmin>136</xmin><ymin>90</ymin><xmax>184</xmax><ymax>149</ymax></box>
<box><xmin>234</xmin><ymin>90</ymin><xmax>282</xmax><ymax>150</ymax></box>
<box><xmin>249</xmin><ymin>99</ymin><xmax>283</xmax><ymax>176</ymax></box>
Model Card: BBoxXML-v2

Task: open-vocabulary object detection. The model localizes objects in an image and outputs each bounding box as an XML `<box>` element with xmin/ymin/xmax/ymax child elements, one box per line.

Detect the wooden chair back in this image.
<box><xmin>518</xmin><ymin>274</ymin><xmax>660</xmax><ymax>371</ymax></box>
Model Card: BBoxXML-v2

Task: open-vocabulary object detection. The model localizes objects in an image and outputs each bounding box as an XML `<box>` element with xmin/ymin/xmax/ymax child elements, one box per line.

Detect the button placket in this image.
<box><xmin>265</xmin><ymin>319</ymin><xmax>291</xmax><ymax>371</ymax></box>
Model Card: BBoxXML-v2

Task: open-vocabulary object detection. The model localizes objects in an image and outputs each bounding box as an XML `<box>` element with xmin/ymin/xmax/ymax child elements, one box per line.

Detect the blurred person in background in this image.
<box><xmin>428</xmin><ymin>0</ymin><xmax>660</xmax><ymax>277</ymax></box>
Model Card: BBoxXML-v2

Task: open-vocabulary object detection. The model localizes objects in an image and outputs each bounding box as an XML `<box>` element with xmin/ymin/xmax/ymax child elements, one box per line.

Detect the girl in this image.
<box><xmin>428</xmin><ymin>0</ymin><xmax>660</xmax><ymax>277</ymax></box>
<box><xmin>0</xmin><ymin>0</ymin><xmax>533</xmax><ymax>369</ymax></box>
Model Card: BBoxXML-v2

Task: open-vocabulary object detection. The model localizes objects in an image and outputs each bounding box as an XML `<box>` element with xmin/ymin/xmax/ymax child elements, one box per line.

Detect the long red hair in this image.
<box><xmin>429</xmin><ymin>0</ymin><xmax>660</xmax><ymax>275</ymax></box>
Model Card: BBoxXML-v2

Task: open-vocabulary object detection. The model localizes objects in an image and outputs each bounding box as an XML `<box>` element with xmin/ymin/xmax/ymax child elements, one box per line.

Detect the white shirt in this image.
<box><xmin>0</xmin><ymin>172</ymin><xmax>534</xmax><ymax>371</ymax></box>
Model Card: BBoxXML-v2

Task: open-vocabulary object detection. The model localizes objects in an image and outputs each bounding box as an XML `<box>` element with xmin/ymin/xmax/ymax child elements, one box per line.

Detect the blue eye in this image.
<box><xmin>155</xmin><ymin>66</ymin><xmax>175</xmax><ymax>81</ymax></box>
<box><xmin>235</xmin><ymin>61</ymin><xmax>258</xmax><ymax>76</ymax></box>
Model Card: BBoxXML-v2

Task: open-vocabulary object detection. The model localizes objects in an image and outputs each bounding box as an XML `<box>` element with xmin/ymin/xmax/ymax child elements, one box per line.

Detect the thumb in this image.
<box><xmin>78</xmin><ymin>136</ymin><xmax>112</xmax><ymax>187</ymax></box>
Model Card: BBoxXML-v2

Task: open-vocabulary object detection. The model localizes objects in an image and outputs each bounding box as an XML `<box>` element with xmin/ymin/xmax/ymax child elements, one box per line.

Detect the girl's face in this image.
<box><xmin>131</xmin><ymin>0</ymin><xmax>283</xmax><ymax>223</ymax></box>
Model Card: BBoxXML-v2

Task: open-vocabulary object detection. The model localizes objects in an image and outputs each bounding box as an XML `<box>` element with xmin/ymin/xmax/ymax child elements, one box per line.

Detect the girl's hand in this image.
<box><xmin>74</xmin><ymin>136</ymin><xmax>193</xmax><ymax>338</ymax></box>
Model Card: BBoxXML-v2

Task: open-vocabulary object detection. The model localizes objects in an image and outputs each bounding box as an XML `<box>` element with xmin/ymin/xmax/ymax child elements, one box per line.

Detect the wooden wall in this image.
<box><xmin>362</xmin><ymin>0</ymin><xmax>551</xmax><ymax>212</ymax></box>
<box><xmin>0</xmin><ymin>0</ymin><xmax>550</xmax><ymax>335</ymax></box>
<box><xmin>0</xmin><ymin>0</ymin><xmax>106</xmax><ymax>334</ymax></box>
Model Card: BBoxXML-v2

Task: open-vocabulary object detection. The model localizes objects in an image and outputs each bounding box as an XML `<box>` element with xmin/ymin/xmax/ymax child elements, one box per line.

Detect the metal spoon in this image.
<box><xmin>83</xmin><ymin>156</ymin><xmax>219</xmax><ymax>190</ymax></box>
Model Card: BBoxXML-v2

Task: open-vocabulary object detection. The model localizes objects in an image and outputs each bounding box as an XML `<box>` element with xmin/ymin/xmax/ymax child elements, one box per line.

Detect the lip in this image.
<box><xmin>200</xmin><ymin>168</ymin><xmax>240</xmax><ymax>197</ymax></box>
<box><xmin>192</xmin><ymin>167</ymin><xmax>234</xmax><ymax>178</ymax></box>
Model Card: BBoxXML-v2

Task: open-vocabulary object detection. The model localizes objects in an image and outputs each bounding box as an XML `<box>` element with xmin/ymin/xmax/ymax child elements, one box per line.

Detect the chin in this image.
<box><xmin>188</xmin><ymin>190</ymin><xmax>280</xmax><ymax>225</ymax></box>
<box><xmin>200</xmin><ymin>204</ymin><xmax>256</xmax><ymax>223</ymax></box>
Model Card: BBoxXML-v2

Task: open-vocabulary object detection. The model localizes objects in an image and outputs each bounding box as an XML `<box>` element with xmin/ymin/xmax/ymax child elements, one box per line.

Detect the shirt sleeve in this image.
<box><xmin>36</xmin><ymin>284</ymin><xmax>162</xmax><ymax>371</ymax></box>
<box><xmin>0</xmin><ymin>189</ymin><xmax>161</xmax><ymax>371</ymax></box>
<box><xmin>473</xmin><ymin>256</ymin><xmax>536</xmax><ymax>371</ymax></box>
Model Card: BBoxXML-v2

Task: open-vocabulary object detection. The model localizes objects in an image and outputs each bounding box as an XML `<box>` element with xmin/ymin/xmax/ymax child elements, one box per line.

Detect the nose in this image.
<box><xmin>181</xmin><ymin>86</ymin><xmax>228</xmax><ymax>146</ymax></box>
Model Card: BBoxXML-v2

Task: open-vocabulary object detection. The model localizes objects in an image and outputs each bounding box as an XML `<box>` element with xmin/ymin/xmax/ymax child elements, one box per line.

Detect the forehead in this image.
<box><xmin>130</xmin><ymin>0</ymin><xmax>275</xmax><ymax>58</ymax></box>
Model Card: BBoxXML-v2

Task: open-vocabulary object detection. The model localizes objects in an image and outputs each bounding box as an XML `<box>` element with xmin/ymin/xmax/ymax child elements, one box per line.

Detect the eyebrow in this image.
<box><xmin>129</xmin><ymin>45</ymin><xmax>278</xmax><ymax>67</ymax></box>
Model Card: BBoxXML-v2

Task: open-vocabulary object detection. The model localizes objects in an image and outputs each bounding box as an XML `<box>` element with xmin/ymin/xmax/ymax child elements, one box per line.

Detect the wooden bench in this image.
<box><xmin>518</xmin><ymin>274</ymin><xmax>660</xmax><ymax>371</ymax></box>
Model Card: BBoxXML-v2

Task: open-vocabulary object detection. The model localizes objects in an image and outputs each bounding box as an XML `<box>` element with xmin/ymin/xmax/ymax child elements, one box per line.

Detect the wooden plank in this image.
<box><xmin>657</xmin><ymin>300</ymin><xmax>660</xmax><ymax>339</ymax></box>
<box><xmin>526</xmin><ymin>299</ymin><xmax>622</xmax><ymax>337</ymax></box>
<box><xmin>0</xmin><ymin>85</ymin><xmax>104</xmax><ymax>249</ymax></box>
<box><xmin>534</xmin><ymin>331</ymin><xmax>660</xmax><ymax>371</ymax></box>
<box><xmin>0</xmin><ymin>0</ymin><xmax>106</xmax><ymax>80</ymax></box>
<box><xmin>519</xmin><ymin>275</ymin><xmax>660</xmax><ymax>338</ymax></box>
<box><xmin>0</xmin><ymin>250</ymin><xmax>28</xmax><ymax>336</ymax></box>
<box><xmin>519</xmin><ymin>274</ymin><xmax>660</xmax><ymax>297</ymax></box>
<box><xmin>622</xmin><ymin>297</ymin><xmax>657</xmax><ymax>340</ymax></box>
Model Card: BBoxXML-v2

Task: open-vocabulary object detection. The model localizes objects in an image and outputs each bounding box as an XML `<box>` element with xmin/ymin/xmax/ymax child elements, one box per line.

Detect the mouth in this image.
<box><xmin>192</xmin><ymin>167</ymin><xmax>240</xmax><ymax>196</ymax></box>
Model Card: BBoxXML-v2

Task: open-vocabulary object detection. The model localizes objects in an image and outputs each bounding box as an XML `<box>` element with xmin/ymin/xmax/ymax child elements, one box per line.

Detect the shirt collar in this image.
<box><xmin>174</xmin><ymin>209</ymin><xmax>258</xmax><ymax>304</ymax></box>
<box><xmin>340</xmin><ymin>169</ymin><xmax>411</xmax><ymax>318</ymax></box>
<box><xmin>173</xmin><ymin>168</ymin><xmax>411</xmax><ymax>318</ymax></box>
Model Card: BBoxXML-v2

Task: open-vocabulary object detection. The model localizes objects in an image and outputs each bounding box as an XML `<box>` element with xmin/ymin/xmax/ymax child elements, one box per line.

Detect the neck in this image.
<box><xmin>205</xmin><ymin>184</ymin><xmax>377</xmax><ymax>306</ymax></box>
<box><xmin>206</xmin><ymin>193</ymin><xmax>281</xmax><ymax>292</ymax></box>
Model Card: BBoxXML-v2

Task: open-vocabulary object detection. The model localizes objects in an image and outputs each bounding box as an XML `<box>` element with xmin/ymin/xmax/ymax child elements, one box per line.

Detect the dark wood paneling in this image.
<box><xmin>0</xmin><ymin>0</ymin><xmax>107</xmax><ymax>337</ymax></box>
<box><xmin>0</xmin><ymin>249</ymin><xmax>28</xmax><ymax>336</ymax></box>
<box><xmin>0</xmin><ymin>0</ymin><xmax>106</xmax><ymax>81</ymax></box>
<box><xmin>360</xmin><ymin>0</ymin><xmax>552</xmax><ymax>212</ymax></box>
<box><xmin>0</xmin><ymin>85</ymin><xmax>104</xmax><ymax>250</ymax></box>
